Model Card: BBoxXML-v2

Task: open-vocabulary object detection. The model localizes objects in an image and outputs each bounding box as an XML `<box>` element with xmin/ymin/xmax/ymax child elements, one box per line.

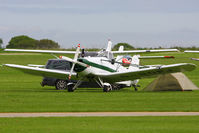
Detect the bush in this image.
<box><xmin>113</xmin><ymin>43</ymin><xmax>135</xmax><ymax>50</ymax></box>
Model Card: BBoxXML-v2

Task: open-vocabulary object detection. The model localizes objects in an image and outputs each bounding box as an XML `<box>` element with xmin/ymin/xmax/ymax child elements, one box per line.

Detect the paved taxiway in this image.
<box><xmin>1</xmin><ymin>112</ymin><xmax>199</xmax><ymax>117</ymax></box>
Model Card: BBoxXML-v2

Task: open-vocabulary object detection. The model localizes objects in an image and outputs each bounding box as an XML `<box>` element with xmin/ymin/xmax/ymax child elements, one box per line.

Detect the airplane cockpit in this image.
<box><xmin>97</xmin><ymin>51</ymin><xmax>114</xmax><ymax>60</ymax></box>
<box><xmin>81</xmin><ymin>49</ymin><xmax>114</xmax><ymax>60</ymax></box>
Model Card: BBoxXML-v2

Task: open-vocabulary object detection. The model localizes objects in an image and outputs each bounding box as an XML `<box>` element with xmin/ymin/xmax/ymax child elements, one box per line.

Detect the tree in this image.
<box><xmin>113</xmin><ymin>42</ymin><xmax>135</xmax><ymax>50</ymax></box>
<box><xmin>0</xmin><ymin>38</ymin><xmax>2</xmax><ymax>48</ymax></box>
<box><xmin>6</xmin><ymin>35</ymin><xmax>38</xmax><ymax>49</ymax></box>
<box><xmin>36</xmin><ymin>39</ymin><xmax>60</xmax><ymax>49</ymax></box>
<box><xmin>6</xmin><ymin>35</ymin><xmax>60</xmax><ymax>49</ymax></box>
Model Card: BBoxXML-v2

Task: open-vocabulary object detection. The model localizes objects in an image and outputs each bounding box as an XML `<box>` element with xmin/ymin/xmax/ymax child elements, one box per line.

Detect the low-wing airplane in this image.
<box><xmin>184</xmin><ymin>50</ymin><xmax>199</xmax><ymax>61</ymax></box>
<box><xmin>3</xmin><ymin>41</ymin><xmax>196</xmax><ymax>92</ymax></box>
<box><xmin>184</xmin><ymin>50</ymin><xmax>199</xmax><ymax>53</ymax></box>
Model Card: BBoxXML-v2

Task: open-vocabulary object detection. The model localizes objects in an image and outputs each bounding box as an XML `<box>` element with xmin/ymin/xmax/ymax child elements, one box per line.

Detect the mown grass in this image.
<box><xmin>0</xmin><ymin>52</ymin><xmax>199</xmax><ymax>112</ymax></box>
<box><xmin>0</xmin><ymin>116</ymin><xmax>199</xmax><ymax>133</ymax></box>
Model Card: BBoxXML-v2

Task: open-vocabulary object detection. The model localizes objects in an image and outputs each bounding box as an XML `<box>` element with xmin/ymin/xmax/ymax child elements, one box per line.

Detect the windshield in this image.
<box><xmin>97</xmin><ymin>51</ymin><xmax>114</xmax><ymax>59</ymax></box>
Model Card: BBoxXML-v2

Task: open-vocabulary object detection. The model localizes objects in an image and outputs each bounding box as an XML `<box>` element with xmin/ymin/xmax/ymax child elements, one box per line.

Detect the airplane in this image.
<box><xmin>184</xmin><ymin>50</ymin><xmax>199</xmax><ymax>53</ymax></box>
<box><xmin>184</xmin><ymin>50</ymin><xmax>199</xmax><ymax>61</ymax></box>
<box><xmin>3</xmin><ymin>41</ymin><xmax>196</xmax><ymax>92</ymax></box>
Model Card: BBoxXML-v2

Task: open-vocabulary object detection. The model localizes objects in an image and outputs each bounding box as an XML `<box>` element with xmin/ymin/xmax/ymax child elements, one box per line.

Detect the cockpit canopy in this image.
<box><xmin>81</xmin><ymin>50</ymin><xmax>114</xmax><ymax>60</ymax></box>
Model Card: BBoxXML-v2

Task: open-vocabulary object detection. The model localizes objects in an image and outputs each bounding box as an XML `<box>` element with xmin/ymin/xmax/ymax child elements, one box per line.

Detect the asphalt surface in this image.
<box><xmin>1</xmin><ymin>112</ymin><xmax>199</xmax><ymax>117</ymax></box>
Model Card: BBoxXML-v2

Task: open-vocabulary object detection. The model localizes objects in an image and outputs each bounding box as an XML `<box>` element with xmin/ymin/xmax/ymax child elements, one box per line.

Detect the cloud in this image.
<box><xmin>0</xmin><ymin>0</ymin><xmax>199</xmax><ymax>48</ymax></box>
<box><xmin>1</xmin><ymin>0</ymin><xmax>199</xmax><ymax>14</ymax></box>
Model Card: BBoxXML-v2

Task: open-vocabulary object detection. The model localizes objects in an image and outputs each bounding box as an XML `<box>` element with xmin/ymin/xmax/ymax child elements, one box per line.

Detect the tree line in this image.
<box><xmin>0</xmin><ymin>38</ymin><xmax>2</xmax><ymax>49</ymax></box>
<box><xmin>0</xmin><ymin>35</ymin><xmax>199</xmax><ymax>50</ymax></box>
<box><xmin>5</xmin><ymin>35</ymin><xmax>60</xmax><ymax>49</ymax></box>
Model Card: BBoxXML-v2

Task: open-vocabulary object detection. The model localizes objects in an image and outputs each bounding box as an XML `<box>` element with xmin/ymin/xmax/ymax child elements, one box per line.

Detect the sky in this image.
<box><xmin>0</xmin><ymin>0</ymin><xmax>199</xmax><ymax>48</ymax></box>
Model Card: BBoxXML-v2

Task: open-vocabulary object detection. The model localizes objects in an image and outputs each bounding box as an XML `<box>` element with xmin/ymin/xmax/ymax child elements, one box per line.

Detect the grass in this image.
<box><xmin>0</xmin><ymin>116</ymin><xmax>199</xmax><ymax>133</ymax></box>
<box><xmin>0</xmin><ymin>52</ymin><xmax>199</xmax><ymax>112</ymax></box>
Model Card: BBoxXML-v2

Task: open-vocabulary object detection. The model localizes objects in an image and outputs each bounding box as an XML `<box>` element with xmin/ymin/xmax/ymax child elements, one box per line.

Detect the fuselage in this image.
<box><xmin>76</xmin><ymin>56</ymin><xmax>133</xmax><ymax>76</ymax></box>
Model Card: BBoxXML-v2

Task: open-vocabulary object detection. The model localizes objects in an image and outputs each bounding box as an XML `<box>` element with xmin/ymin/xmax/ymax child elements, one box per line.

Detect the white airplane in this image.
<box><xmin>184</xmin><ymin>50</ymin><xmax>199</xmax><ymax>53</ymax></box>
<box><xmin>184</xmin><ymin>50</ymin><xmax>199</xmax><ymax>61</ymax></box>
<box><xmin>3</xmin><ymin>41</ymin><xmax>196</xmax><ymax>92</ymax></box>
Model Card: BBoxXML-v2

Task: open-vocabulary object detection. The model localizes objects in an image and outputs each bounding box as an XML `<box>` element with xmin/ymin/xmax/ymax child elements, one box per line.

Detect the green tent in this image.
<box><xmin>142</xmin><ymin>72</ymin><xmax>199</xmax><ymax>91</ymax></box>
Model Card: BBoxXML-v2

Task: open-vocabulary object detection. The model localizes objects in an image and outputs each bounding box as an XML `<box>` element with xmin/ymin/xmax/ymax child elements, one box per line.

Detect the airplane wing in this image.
<box><xmin>112</xmin><ymin>49</ymin><xmax>179</xmax><ymax>54</ymax></box>
<box><xmin>4</xmin><ymin>64</ymin><xmax>77</xmax><ymax>80</ymax></box>
<box><xmin>184</xmin><ymin>50</ymin><xmax>199</xmax><ymax>53</ymax></box>
<box><xmin>139</xmin><ymin>56</ymin><xmax>174</xmax><ymax>59</ymax></box>
<box><xmin>4</xmin><ymin>49</ymin><xmax>79</xmax><ymax>54</ymax></box>
<box><xmin>191</xmin><ymin>58</ymin><xmax>199</xmax><ymax>61</ymax></box>
<box><xmin>95</xmin><ymin>63</ymin><xmax>196</xmax><ymax>83</ymax></box>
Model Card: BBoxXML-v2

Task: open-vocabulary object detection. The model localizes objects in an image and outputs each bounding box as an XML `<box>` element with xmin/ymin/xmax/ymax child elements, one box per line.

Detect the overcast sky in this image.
<box><xmin>0</xmin><ymin>0</ymin><xmax>199</xmax><ymax>48</ymax></box>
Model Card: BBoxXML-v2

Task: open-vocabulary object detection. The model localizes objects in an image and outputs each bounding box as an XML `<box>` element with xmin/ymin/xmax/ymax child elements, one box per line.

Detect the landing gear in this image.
<box><xmin>67</xmin><ymin>82</ymin><xmax>75</xmax><ymax>92</ymax></box>
<box><xmin>103</xmin><ymin>84</ymin><xmax>112</xmax><ymax>92</ymax></box>
<box><xmin>131</xmin><ymin>80</ymin><xmax>140</xmax><ymax>91</ymax></box>
<box><xmin>95</xmin><ymin>77</ymin><xmax>113</xmax><ymax>92</ymax></box>
<box><xmin>111</xmin><ymin>84</ymin><xmax>122</xmax><ymax>90</ymax></box>
<box><xmin>132</xmin><ymin>84</ymin><xmax>140</xmax><ymax>91</ymax></box>
<box><xmin>55</xmin><ymin>80</ymin><xmax>67</xmax><ymax>90</ymax></box>
<box><xmin>67</xmin><ymin>80</ymin><xmax>83</xmax><ymax>92</ymax></box>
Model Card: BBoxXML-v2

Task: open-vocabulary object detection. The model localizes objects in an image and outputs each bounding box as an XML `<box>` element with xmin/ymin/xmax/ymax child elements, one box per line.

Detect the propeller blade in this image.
<box><xmin>68</xmin><ymin>44</ymin><xmax>81</xmax><ymax>80</ymax></box>
<box><xmin>61</xmin><ymin>56</ymin><xmax>87</xmax><ymax>67</ymax></box>
<box><xmin>69</xmin><ymin>63</ymin><xmax>76</xmax><ymax>80</ymax></box>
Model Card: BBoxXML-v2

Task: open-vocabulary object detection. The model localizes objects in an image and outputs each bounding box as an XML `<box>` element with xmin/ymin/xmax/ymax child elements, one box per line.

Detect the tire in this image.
<box><xmin>103</xmin><ymin>85</ymin><xmax>112</xmax><ymax>92</ymax></box>
<box><xmin>55</xmin><ymin>80</ymin><xmax>67</xmax><ymax>90</ymax></box>
<box><xmin>67</xmin><ymin>83</ymin><xmax>75</xmax><ymax>92</ymax></box>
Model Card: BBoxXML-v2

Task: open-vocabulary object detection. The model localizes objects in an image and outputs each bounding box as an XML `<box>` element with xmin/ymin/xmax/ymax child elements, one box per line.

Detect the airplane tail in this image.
<box><xmin>131</xmin><ymin>55</ymin><xmax>140</xmax><ymax>65</ymax></box>
<box><xmin>106</xmin><ymin>40</ymin><xmax>112</xmax><ymax>52</ymax></box>
<box><xmin>128</xmin><ymin>55</ymin><xmax>140</xmax><ymax>70</ymax></box>
<box><xmin>115</xmin><ymin>45</ymin><xmax>124</xmax><ymax>61</ymax></box>
<box><xmin>118</xmin><ymin>45</ymin><xmax>124</xmax><ymax>52</ymax></box>
<box><xmin>115</xmin><ymin>45</ymin><xmax>140</xmax><ymax>69</ymax></box>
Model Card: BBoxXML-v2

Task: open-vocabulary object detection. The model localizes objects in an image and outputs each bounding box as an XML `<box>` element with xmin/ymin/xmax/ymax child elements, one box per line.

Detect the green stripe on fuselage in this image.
<box><xmin>78</xmin><ymin>58</ymin><xmax>116</xmax><ymax>72</ymax></box>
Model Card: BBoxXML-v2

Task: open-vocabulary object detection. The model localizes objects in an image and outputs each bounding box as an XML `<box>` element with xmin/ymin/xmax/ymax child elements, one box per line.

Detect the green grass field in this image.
<box><xmin>0</xmin><ymin>116</ymin><xmax>199</xmax><ymax>133</ymax></box>
<box><xmin>0</xmin><ymin>51</ymin><xmax>199</xmax><ymax>132</ymax></box>
<box><xmin>0</xmin><ymin>52</ymin><xmax>199</xmax><ymax>112</ymax></box>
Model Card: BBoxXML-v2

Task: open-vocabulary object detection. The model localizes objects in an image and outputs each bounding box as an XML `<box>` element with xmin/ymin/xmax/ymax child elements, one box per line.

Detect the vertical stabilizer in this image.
<box><xmin>115</xmin><ymin>46</ymin><xmax>124</xmax><ymax>62</ymax></box>
<box><xmin>131</xmin><ymin>55</ymin><xmax>140</xmax><ymax>65</ymax></box>
<box><xmin>129</xmin><ymin>55</ymin><xmax>140</xmax><ymax>70</ymax></box>
<box><xmin>118</xmin><ymin>46</ymin><xmax>124</xmax><ymax>52</ymax></box>
<box><xmin>106</xmin><ymin>40</ymin><xmax>112</xmax><ymax>52</ymax></box>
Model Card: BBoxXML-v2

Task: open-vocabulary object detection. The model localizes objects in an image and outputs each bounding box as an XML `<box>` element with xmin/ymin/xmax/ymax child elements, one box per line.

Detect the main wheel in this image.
<box><xmin>67</xmin><ymin>83</ymin><xmax>75</xmax><ymax>92</ymax></box>
<box><xmin>55</xmin><ymin>80</ymin><xmax>67</xmax><ymax>90</ymax></box>
<box><xmin>103</xmin><ymin>85</ymin><xmax>112</xmax><ymax>92</ymax></box>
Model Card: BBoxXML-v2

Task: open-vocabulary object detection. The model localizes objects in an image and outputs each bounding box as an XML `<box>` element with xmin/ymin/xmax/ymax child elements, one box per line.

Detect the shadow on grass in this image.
<box><xmin>0</xmin><ymin>87</ymin><xmax>137</xmax><ymax>93</ymax></box>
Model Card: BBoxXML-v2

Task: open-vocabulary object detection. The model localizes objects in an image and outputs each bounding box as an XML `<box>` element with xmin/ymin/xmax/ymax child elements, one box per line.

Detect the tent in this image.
<box><xmin>142</xmin><ymin>72</ymin><xmax>199</xmax><ymax>91</ymax></box>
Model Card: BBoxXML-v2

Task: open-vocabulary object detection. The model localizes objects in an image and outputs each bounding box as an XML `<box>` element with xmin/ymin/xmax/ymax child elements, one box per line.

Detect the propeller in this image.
<box><xmin>81</xmin><ymin>47</ymin><xmax>85</xmax><ymax>57</ymax></box>
<box><xmin>68</xmin><ymin>44</ymin><xmax>81</xmax><ymax>80</ymax></box>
